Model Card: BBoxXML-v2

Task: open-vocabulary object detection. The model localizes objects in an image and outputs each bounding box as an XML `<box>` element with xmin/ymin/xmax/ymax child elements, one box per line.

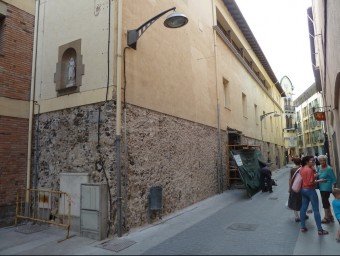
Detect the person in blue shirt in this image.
<box><xmin>332</xmin><ymin>188</ymin><xmax>340</xmax><ymax>242</ymax></box>
<box><xmin>317</xmin><ymin>155</ymin><xmax>337</xmax><ymax>223</ymax></box>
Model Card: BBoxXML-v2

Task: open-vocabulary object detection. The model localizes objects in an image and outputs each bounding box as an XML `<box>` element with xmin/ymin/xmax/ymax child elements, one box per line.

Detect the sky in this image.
<box><xmin>235</xmin><ymin>0</ymin><xmax>313</xmax><ymax>99</ymax></box>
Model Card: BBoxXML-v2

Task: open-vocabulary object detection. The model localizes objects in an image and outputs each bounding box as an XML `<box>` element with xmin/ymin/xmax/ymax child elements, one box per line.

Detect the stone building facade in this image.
<box><xmin>294</xmin><ymin>83</ymin><xmax>325</xmax><ymax>157</ymax></box>
<box><xmin>310</xmin><ymin>0</ymin><xmax>340</xmax><ymax>183</ymax></box>
<box><xmin>27</xmin><ymin>0</ymin><xmax>285</xmax><ymax>235</ymax></box>
<box><xmin>35</xmin><ymin>102</ymin><xmax>225</xmax><ymax>229</ymax></box>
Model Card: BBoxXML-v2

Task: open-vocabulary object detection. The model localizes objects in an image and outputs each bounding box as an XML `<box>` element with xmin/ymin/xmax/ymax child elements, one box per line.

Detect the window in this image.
<box><xmin>223</xmin><ymin>78</ymin><xmax>230</xmax><ymax>109</ymax></box>
<box><xmin>254</xmin><ymin>104</ymin><xmax>258</xmax><ymax>125</ymax></box>
<box><xmin>270</xmin><ymin>116</ymin><xmax>273</xmax><ymax>132</ymax></box>
<box><xmin>242</xmin><ymin>93</ymin><xmax>247</xmax><ymax>117</ymax></box>
<box><xmin>263</xmin><ymin>111</ymin><xmax>267</xmax><ymax>129</ymax></box>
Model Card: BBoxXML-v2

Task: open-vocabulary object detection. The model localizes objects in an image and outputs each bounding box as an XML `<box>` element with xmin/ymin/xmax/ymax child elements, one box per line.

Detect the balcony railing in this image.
<box><xmin>284</xmin><ymin>105</ymin><xmax>295</xmax><ymax>112</ymax></box>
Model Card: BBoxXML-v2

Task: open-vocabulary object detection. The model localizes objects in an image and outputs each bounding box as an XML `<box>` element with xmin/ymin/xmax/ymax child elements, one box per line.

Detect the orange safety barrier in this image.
<box><xmin>15</xmin><ymin>188</ymin><xmax>71</xmax><ymax>240</ymax></box>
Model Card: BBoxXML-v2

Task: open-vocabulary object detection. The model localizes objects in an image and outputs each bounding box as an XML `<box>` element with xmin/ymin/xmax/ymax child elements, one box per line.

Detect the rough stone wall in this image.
<box><xmin>33</xmin><ymin>102</ymin><xmax>116</xmax><ymax>191</ymax></box>
<box><xmin>34</xmin><ymin>102</ymin><xmax>224</xmax><ymax>232</ymax></box>
<box><xmin>124</xmin><ymin>105</ymin><xmax>222</xmax><ymax>228</ymax></box>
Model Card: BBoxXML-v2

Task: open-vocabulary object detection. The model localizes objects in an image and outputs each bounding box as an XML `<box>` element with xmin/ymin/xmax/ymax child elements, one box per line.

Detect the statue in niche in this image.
<box><xmin>66</xmin><ymin>57</ymin><xmax>76</xmax><ymax>87</ymax></box>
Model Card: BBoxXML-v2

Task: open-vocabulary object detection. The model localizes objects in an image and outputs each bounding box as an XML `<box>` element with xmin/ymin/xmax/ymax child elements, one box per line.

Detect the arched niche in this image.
<box><xmin>54</xmin><ymin>39</ymin><xmax>85</xmax><ymax>96</ymax></box>
<box><xmin>62</xmin><ymin>48</ymin><xmax>77</xmax><ymax>88</ymax></box>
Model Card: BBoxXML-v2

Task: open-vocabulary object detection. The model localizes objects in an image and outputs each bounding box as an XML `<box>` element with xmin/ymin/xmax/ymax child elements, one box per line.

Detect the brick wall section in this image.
<box><xmin>34</xmin><ymin>102</ymin><xmax>226</xmax><ymax>232</ymax></box>
<box><xmin>0</xmin><ymin>3</ymin><xmax>34</xmax><ymax>100</ymax></box>
<box><xmin>0</xmin><ymin>3</ymin><xmax>34</xmax><ymax>226</ymax></box>
<box><xmin>0</xmin><ymin>116</ymin><xmax>29</xmax><ymax>226</ymax></box>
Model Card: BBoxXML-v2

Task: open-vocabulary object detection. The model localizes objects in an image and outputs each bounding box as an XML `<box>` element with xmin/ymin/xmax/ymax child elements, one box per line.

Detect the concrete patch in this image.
<box><xmin>96</xmin><ymin>238</ymin><xmax>136</xmax><ymax>252</ymax></box>
<box><xmin>227</xmin><ymin>223</ymin><xmax>258</xmax><ymax>231</ymax></box>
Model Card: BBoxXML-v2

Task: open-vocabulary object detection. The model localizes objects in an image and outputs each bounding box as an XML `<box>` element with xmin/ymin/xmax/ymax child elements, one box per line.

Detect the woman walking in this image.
<box><xmin>288</xmin><ymin>157</ymin><xmax>310</xmax><ymax>222</ymax></box>
<box><xmin>289</xmin><ymin>157</ymin><xmax>303</xmax><ymax>221</ymax></box>
<box><xmin>317</xmin><ymin>154</ymin><xmax>337</xmax><ymax>223</ymax></box>
<box><xmin>300</xmin><ymin>155</ymin><xmax>328</xmax><ymax>235</ymax></box>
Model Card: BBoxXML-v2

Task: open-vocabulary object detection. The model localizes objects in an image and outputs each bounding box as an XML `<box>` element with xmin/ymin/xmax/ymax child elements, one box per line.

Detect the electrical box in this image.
<box><xmin>80</xmin><ymin>184</ymin><xmax>108</xmax><ymax>241</ymax></box>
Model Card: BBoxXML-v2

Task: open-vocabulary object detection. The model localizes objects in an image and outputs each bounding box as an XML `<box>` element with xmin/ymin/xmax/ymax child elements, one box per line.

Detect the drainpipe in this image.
<box><xmin>211</xmin><ymin>0</ymin><xmax>223</xmax><ymax>193</ymax></box>
<box><xmin>115</xmin><ymin>0</ymin><xmax>123</xmax><ymax>237</ymax></box>
<box><xmin>26</xmin><ymin>0</ymin><xmax>40</xmax><ymax>211</ymax></box>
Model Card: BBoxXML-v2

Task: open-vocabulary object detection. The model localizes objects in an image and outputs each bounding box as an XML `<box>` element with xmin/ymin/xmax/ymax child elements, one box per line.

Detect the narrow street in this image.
<box><xmin>121</xmin><ymin>165</ymin><xmax>339</xmax><ymax>255</ymax></box>
<box><xmin>1</xmin><ymin>165</ymin><xmax>339</xmax><ymax>255</ymax></box>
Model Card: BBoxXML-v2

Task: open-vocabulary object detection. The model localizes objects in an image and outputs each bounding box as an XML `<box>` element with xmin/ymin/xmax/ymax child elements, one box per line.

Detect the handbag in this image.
<box><xmin>292</xmin><ymin>168</ymin><xmax>303</xmax><ymax>193</ymax></box>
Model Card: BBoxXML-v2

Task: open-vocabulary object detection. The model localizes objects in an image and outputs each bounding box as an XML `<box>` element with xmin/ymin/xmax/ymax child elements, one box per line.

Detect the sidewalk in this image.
<box><xmin>1</xmin><ymin>165</ymin><xmax>339</xmax><ymax>255</ymax></box>
<box><xmin>0</xmin><ymin>189</ymin><xmax>245</xmax><ymax>255</ymax></box>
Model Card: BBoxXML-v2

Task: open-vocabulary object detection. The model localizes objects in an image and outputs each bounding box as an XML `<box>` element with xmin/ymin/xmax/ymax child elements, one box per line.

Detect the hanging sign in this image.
<box><xmin>314</xmin><ymin>112</ymin><xmax>326</xmax><ymax>121</ymax></box>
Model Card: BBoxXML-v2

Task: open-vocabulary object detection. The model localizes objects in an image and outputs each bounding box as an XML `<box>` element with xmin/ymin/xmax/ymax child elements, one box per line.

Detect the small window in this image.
<box><xmin>254</xmin><ymin>104</ymin><xmax>258</xmax><ymax>125</ymax></box>
<box><xmin>242</xmin><ymin>93</ymin><xmax>247</xmax><ymax>117</ymax></box>
<box><xmin>223</xmin><ymin>78</ymin><xmax>230</xmax><ymax>109</ymax></box>
<box><xmin>263</xmin><ymin>111</ymin><xmax>267</xmax><ymax>129</ymax></box>
<box><xmin>270</xmin><ymin>116</ymin><xmax>273</xmax><ymax>132</ymax></box>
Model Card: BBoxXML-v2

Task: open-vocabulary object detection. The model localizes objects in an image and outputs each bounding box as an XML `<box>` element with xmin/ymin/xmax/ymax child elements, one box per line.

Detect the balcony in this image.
<box><xmin>284</xmin><ymin>105</ymin><xmax>295</xmax><ymax>112</ymax></box>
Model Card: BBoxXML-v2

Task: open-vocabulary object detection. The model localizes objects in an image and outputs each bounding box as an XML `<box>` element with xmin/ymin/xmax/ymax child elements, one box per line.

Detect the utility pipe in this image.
<box><xmin>26</xmin><ymin>0</ymin><xmax>40</xmax><ymax>205</ymax></box>
<box><xmin>115</xmin><ymin>0</ymin><xmax>123</xmax><ymax>237</ymax></box>
<box><xmin>211</xmin><ymin>0</ymin><xmax>223</xmax><ymax>193</ymax></box>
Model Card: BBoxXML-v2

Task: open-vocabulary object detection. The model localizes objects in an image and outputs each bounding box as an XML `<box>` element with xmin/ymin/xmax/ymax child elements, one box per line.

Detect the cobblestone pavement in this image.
<box><xmin>1</xmin><ymin>165</ymin><xmax>339</xmax><ymax>255</ymax></box>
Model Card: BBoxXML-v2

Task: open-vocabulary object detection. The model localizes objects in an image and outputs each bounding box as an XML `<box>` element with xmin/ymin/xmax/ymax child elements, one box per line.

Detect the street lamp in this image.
<box><xmin>127</xmin><ymin>7</ymin><xmax>188</xmax><ymax>50</ymax></box>
<box><xmin>260</xmin><ymin>111</ymin><xmax>281</xmax><ymax>141</ymax></box>
<box><xmin>115</xmin><ymin>7</ymin><xmax>188</xmax><ymax>237</ymax></box>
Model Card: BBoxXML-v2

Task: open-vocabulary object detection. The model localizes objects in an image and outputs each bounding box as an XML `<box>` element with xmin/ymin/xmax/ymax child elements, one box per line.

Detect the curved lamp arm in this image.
<box><xmin>127</xmin><ymin>7</ymin><xmax>176</xmax><ymax>50</ymax></box>
<box><xmin>260</xmin><ymin>111</ymin><xmax>276</xmax><ymax>121</ymax></box>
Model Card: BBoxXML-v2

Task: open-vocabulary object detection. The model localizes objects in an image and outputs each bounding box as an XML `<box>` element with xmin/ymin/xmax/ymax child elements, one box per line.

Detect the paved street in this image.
<box><xmin>1</xmin><ymin>165</ymin><xmax>339</xmax><ymax>255</ymax></box>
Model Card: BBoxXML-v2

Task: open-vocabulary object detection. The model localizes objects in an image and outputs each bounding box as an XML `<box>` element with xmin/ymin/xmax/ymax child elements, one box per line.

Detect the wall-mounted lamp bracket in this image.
<box><xmin>127</xmin><ymin>7</ymin><xmax>188</xmax><ymax>50</ymax></box>
<box><xmin>312</xmin><ymin>105</ymin><xmax>332</xmax><ymax>113</ymax></box>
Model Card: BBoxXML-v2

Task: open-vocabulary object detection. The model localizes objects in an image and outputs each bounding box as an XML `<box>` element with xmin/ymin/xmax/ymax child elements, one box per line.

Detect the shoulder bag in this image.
<box><xmin>292</xmin><ymin>168</ymin><xmax>303</xmax><ymax>193</ymax></box>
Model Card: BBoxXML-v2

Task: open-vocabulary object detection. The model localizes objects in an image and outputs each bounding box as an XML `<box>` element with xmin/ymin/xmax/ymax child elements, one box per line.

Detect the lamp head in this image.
<box><xmin>273</xmin><ymin>113</ymin><xmax>281</xmax><ymax>117</ymax></box>
<box><xmin>164</xmin><ymin>12</ymin><xmax>188</xmax><ymax>28</ymax></box>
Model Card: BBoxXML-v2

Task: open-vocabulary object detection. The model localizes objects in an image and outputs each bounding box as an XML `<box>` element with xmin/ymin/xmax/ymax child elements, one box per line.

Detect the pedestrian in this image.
<box><xmin>314</xmin><ymin>153</ymin><xmax>320</xmax><ymax>167</ymax></box>
<box><xmin>288</xmin><ymin>157</ymin><xmax>301</xmax><ymax>221</ymax></box>
<box><xmin>317</xmin><ymin>154</ymin><xmax>337</xmax><ymax>223</ymax></box>
<box><xmin>331</xmin><ymin>188</ymin><xmax>340</xmax><ymax>242</ymax></box>
<box><xmin>288</xmin><ymin>157</ymin><xmax>309</xmax><ymax>222</ymax></box>
<box><xmin>299</xmin><ymin>155</ymin><xmax>328</xmax><ymax>235</ymax></box>
<box><xmin>259</xmin><ymin>161</ymin><xmax>273</xmax><ymax>193</ymax></box>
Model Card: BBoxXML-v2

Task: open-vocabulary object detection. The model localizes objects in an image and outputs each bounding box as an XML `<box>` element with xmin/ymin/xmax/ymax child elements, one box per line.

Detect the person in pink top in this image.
<box><xmin>299</xmin><ymin>155</ymin><xmax>328</xmax><ymax>235</ymax></box>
